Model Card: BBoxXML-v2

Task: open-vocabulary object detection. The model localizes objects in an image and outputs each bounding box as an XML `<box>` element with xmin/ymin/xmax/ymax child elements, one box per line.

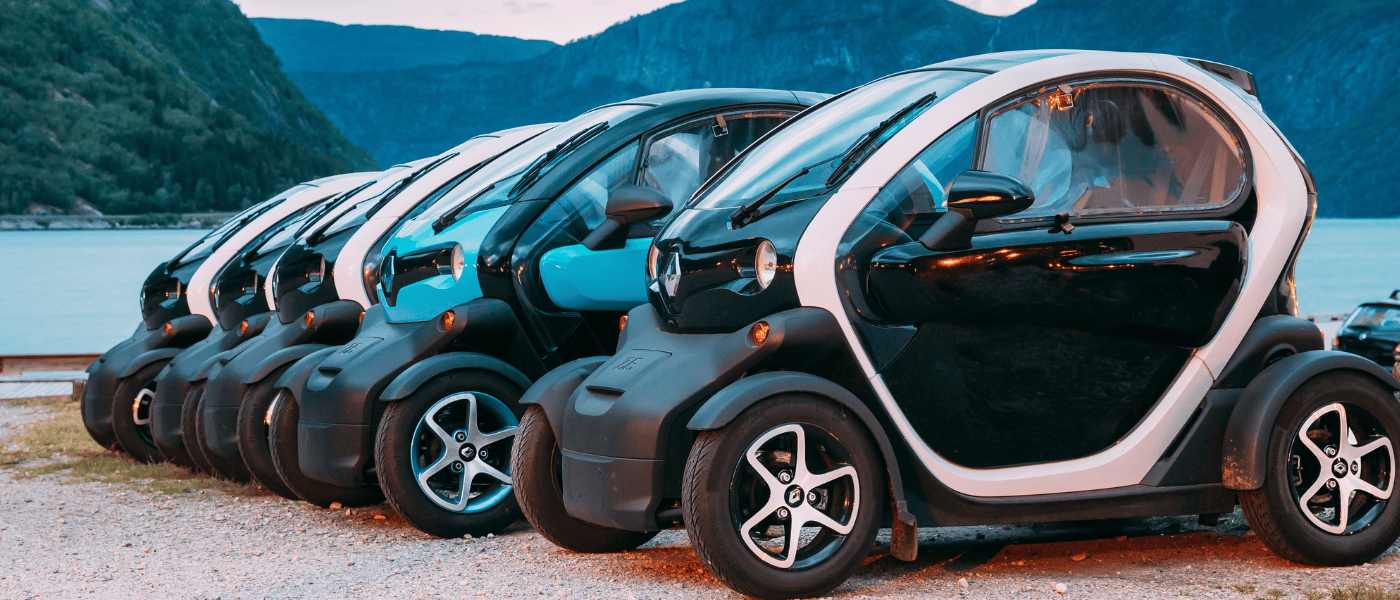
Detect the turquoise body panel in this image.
<box><xmin>380</xmin><ymin>206</ymin><xmax>510</xmax><ymax>323</ymax></box>
<box><xmin>538</xmin><ymin>237</ymin><xmax>651</xmax><ymax>311</ymax></box>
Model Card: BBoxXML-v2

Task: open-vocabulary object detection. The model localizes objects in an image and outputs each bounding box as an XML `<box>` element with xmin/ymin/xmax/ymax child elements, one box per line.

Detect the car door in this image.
<box><xmin>512</xmin><ymin>108</ymin><xmax>798</xmax><ymax>361</ymax></box>
<box><xmin>841</xmin><ymin>78</ymin><xmax>1252</xmax><ymax>469</ymax></box>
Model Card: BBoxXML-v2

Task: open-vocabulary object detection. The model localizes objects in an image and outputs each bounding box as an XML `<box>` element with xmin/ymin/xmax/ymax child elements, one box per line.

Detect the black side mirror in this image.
<box><xmin>918</xmin><ymin>170</ymin><xmax>1034</xmax><ymax>251</ymax></box>
<box><xmin>582</xmin><ymin>185</ymin><xmax>673</xmax><ymax>251</ymax></box>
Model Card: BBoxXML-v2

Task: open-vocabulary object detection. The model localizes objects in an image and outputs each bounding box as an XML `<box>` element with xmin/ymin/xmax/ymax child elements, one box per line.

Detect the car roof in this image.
<box><xmin>601</xmin><ymin>88</ymin><xmax>826</xmax><ymax>111</ymax></box>
<box><xmin>923</xmin><ymin>49</ymin><xmax>1087</xmax><ymax>73</ymax></box>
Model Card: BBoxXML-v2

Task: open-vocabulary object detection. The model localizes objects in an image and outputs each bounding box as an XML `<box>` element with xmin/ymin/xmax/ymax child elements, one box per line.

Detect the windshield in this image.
<box><xmin>1345</xmin><ymin>304</ymin><xmax>1400</xmax><ymax>330</ymax></box>
<box><xmin>170</xmin><ymin>184</ymin><xmax>308</xmax><ymax>266</ymax></box>
<box><xmin>692</xmin><ymin>70</ymin><xmax>985</xmax><ymax>209</ymax></box>
<box><xmin>411</xmin><ymin>104</ymin><xmax>648</xmax><ymax>227</ymax></box>
<box><xmin>246</xmin><ymin>182</ymin><xmax>375</xmax><ymax>258</ymax></box>
<box><xmin>314</xmin><ymin>159</ymin><xmax>447</xmax><ymax>240</ymax></box>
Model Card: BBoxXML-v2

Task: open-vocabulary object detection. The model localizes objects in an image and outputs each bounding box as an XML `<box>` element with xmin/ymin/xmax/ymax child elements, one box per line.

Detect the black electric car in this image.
<box><xmin>82</xmin><ymin>173</ymin><xmax>372</xmax><ymax>459</ymax></box>
<box><xmin>512</xmin><ymin>51</ymin><xmax>1400</xmax><ymax>599</ymax></box>
<box><xmin>189</xmin><ymin>126</ymin><xmax>551</xmax><ymax>498</ymax></box>
<box><xmin>1335</xmin><ymin>292</ymin><xmax>1400</xmax><ymax>369</ymax></box>
<box><xmin>270</xmin><ymin>89</ymin><xmax>822</xmax><ymax>537</ymax></box>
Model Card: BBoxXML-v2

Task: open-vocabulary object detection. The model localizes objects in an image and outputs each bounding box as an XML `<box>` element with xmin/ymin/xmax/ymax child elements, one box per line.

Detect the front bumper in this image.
<box><xmin>149</xmin><ymin>315</ymin><xmax>268</xmax><ymax>450</ymax></box>
<box><xmin>551</xmin><ymin>305</ymin><xmax>826</xmax><ymax>531</ymax></box>
<box><xmin>202</xmin><ymin>301</ymin><xmax>362</xmax><ymax>459</ymax></box>
<box><xmin>295</xmin><ymin>305</ymin><xmax>468</xmax><ymax>487</ymax></box>
<box><xmin>86</xmin><ymin>315</ymin><xmax>211</xmax><ymax>445</ymax></box>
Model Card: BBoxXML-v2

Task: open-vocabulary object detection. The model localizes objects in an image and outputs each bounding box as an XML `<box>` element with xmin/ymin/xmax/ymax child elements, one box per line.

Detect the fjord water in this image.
<box><xmin>0</xmin><ymin>219</ymin><xmax>1397</xmax><ymax>354</ymax></box>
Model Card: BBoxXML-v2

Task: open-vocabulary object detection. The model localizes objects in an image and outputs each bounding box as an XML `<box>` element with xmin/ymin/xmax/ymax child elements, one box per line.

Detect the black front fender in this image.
<box><xmin>244</xmin><ymin>344</ymin><xmax>330</xmax><ymax>387</ymax></box>
<box><xmin>1222</xmin><ymin>350</ymin><xmax>1400</xmax><ymax>490</ymax></box>
<box><xmin>117</xmin><ymin>347</ymin><xmax>183</xmax><ymax>379</ymax></box>
<box><xmin>519</xmin><ymin>356</ymin><xmax>609</xmax><ymax>440</ymax></box>
<box><xmin>274</xmin><ymin>346</ymin><xmax>340</xmax><ymax>404</ymax></box>
<box><xmin>379</xmin><ymin>352</ymin><xmax>533</xmax><ymax>402</ymax></box>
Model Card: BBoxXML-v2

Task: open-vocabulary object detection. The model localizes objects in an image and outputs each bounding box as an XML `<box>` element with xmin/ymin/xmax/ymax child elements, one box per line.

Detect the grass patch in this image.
<box><xmin>1324</xmin><ymin>584</ymin><xmax>1400</xmax><ymax>600</ymax></box>
<box><xmin>1</xmin><ymin>400</ymin><xmax>259</xmax><ymax>496</ymax></box>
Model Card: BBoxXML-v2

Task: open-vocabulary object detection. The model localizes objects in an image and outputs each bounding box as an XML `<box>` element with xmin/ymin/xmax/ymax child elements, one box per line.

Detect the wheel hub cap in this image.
<box><xmin>459</xmin><ymin>444</ymin><xmax>477</xmax><ymax>461</ymax></box>
<box><xmin>1332</xmin><ymin>459</ymin><xmax>1348</xmax><ymax>477</ymax></box>
<box><xmin>1291</xmin><ymin>402</ymin><xmax>1394</xmax><ymax>535</ymax></box>
<box><xmin>409</xmin><ymin>392</ymin><xmax>518</xmax><ymax>514</ymax></box>
<box><xmin>785</xmin><ymin>485</ymin><xmax>804</xmax><ymax>507</ymax></box>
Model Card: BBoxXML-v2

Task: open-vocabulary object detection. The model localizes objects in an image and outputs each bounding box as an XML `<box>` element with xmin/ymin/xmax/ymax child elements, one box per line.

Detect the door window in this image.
<box><xmin>550</xmin><ymin>141</ymin><xmax>641</xmax><ymax>231</ymax></box>
<box><xmin>981</xmin><ymin>80</ymin><xmax>1248</xmax><ymax>223</ymax></box>
<box><xmin>640</xmin><ymin>111</ymin><xmax>794</xmax><ymax>208</ymax></box>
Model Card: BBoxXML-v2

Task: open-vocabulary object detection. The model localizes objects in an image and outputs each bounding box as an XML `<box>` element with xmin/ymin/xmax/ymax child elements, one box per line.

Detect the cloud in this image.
<box><xmin>502</xmin><ymin>0</ymin><xmax>551</xmax><ymax>14</ymax></box>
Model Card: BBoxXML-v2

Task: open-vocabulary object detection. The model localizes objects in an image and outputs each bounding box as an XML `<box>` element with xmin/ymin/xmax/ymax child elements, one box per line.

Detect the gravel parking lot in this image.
<box><xmin>2</xmin><ymin>399</ymin><xmax>1397</xmax><ymax>600</ymax></box>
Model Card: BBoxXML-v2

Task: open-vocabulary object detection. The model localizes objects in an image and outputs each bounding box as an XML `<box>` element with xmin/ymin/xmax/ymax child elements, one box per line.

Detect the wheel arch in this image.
<box><xmin>242</xmin><ymin>344</ymin><xmax>330</xmax><ymax>387</ymax></box>
<box><xmin>686</xmin><ymin>370</ymin><xmax>919</xmax><ymax>561</ymax></box>
<box><xmin>273</xmin><ymin>346</ymin><xmax>339</xmax><ymax>404</ymax></box>
<box><xmin>1222</xmin><ymin>350</ymin><xmax>1400</xmax><ymax>490</ymax></box>
<box><xmin>378</xmin><ymin>352</ymin><xmax>533</xmax><ymax>403</ymax></box>
<box><xmin>116</xmin><ymin>347</ymin><xmax>182</xmax><ymax>379</ymax></box>
<box><xmin>517</xmin><ymin>356</ymin><xmax>609</xmax><ymax>440</ymax></box>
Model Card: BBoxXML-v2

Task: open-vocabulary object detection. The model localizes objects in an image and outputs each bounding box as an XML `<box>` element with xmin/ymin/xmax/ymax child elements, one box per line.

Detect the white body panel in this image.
<box><xmin>332</xmin><ymin>125</ymin><xmax>554</xmax><ymax>308</ymax></box>
<box><xmin>792</xmin><ymin>51</ymin><xmax>1308</xmax><ymax>497</ymax></box>
<box><xmin>186</xmin><ymin>173</ymin><xmax>374</xmax><ymax>323</ymax></box>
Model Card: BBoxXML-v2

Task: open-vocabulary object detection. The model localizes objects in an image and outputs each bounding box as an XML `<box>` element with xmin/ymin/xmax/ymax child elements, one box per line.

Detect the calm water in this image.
<box><xmin>0</xmin><ymin>219</ymin><xmax>1396</xmax><ymax>354</ymax></box>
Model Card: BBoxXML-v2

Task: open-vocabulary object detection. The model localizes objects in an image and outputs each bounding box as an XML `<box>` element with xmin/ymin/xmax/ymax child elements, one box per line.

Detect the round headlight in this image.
<box><xmin>450</xmin><ymin>243</ymin><xmax>465</xmax><ymax>281</ymax></box>
<box><xmin>755</xmin><ymin>239</ymin><xmax>777</xmax><ymax>290</ymax></box>
<box><xmin>646</xmin><ymin>243</ymin><xmax>660</xmax><ymax>281</ymax></box>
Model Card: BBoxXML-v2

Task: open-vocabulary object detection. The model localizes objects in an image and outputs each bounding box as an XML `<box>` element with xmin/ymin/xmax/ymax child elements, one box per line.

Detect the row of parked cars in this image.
<box><xmin>81</xmin><ymin>50</ymin><xmax>1400</xmax><ymax>599</ymax></box>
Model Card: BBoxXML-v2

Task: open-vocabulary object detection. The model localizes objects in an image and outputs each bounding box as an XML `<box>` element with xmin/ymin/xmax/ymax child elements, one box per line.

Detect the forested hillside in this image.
<box><xmin>280</xmin><ymin>0</ymin><xmax>1399</xmax><ymax>217</ymax></box>
<box><xmin>0</xmin><ymin>0</ymin><xmax>376</xmax><ymax>215</ymax></box>
<box><xmin>250</xmin><ymin>19</ymin><xmax>555</xmax><ymax>75</ymax></box>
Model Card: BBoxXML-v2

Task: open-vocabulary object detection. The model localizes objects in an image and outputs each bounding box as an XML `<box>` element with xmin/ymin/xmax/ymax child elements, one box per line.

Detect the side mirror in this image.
<box><xmin>918</xmin><ymin>171</ymin><xmax>1034</xmax><ymax>251</ymax></box>
<box><xmin>582</xmin><ymin>185</ymin><xmax>673</xmax><ymax>251</ymax></box>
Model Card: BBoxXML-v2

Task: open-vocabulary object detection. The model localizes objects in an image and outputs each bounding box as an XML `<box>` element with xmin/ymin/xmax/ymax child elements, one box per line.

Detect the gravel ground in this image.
<box><xmin>1</xmin><ymin>400</ymin><xmax>1397</xmax><ymax>600</ymax></box>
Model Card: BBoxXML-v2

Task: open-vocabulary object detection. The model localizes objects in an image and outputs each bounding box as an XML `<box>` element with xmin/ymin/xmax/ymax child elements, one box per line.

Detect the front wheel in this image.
<box><xmin>267</xmin><ymin>389</ymin><xmax>383</xmax><ymax>508</ymax></box>
<box><xmin>236</xmin><ymin>367</ymin><xmax>299</xmax><ymax>500</ymax></box>
<box><xmin>682</xmin><ymin>394</ymin><xmax>882</xmax><ymax>600</ymax></box>
<box><xmin>512</xmin><ymin>406</ymin><xmax>659</xmax><ymax>552</ymax></box>
<box><xmin>191</xmin><ymin>385</ymin><xmax>251</xmax><ymax>482</ymax></box>
<box><xmin>1240</xmin><ymin>372</ymin><xmax>1400</xmax><ymax>566</ymax></box>
<box><xmin>110</xmin><ymin>361</ymin><xmax>168</xmax><ymax>464</ymax></box>
<box><xmin>376</xmin><ymin>370</ymin><xmax>524</xmax><ymax>538</ymax></box>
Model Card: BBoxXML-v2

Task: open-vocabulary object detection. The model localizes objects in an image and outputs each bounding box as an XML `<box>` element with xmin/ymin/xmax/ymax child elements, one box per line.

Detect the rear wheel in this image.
<box><xmin>682</xmin><ymin>395</ymin><xmax>882</xmax><ymax>600</ymax></box>
<box><xmin>1240</xmin><ymin>372</ymin><xmax>1400</xmax><ymax>566</ymax></box>
<box><xmin>267</xmin><ymin>389</ymin><xmax>383</xmax><ymax>508</ymax></box>
<box><xmin>110</xmin><ymin>361</ymin><xmax>168</xmax><ymax>464</ymax></box>
<box><xmin>192</xmin><ymin>387</ymin><xmax>251</xmax><ymax>482</ymax></box>
<box><xmin>377</xmin><ymin>370</ymin><xmax>524</xmax><ymax>538</ymax></box>
<box><xmin>512</xmin><ymin>406</ymin><xmax>659</xmax><ymax>552</ymax></box>
<box><xmin>236</xmin><ymin>367</ymin><xmax>299</xmax><ymax>500</ymax></box>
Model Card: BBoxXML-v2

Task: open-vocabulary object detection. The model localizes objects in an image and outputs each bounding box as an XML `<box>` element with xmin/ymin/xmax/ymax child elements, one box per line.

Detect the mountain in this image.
<box><xmin>274</xmin><ymin>0</ymin><xmax>1399</xmax><ymax>217</ymax></box>
<box><xmin>249</xmin><ymin>19</ymin><xmax>556</xmax><ymax>75</ymax></box>
<box><xmin>0</xmin><ymin>0</ymin><xmax>375</xmax><ymax>215</ymax></box>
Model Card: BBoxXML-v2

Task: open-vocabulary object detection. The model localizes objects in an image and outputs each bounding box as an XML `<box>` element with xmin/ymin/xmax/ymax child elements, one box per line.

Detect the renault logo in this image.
<box><xmin>661</xmin><ymin>253</ymin><xmax>681</xmax><ymax>298</ymax></box>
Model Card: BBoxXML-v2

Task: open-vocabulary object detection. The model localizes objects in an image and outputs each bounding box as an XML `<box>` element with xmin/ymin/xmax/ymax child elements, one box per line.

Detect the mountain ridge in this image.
<box><xmin>275</xmin><ymin>0</ymin><xmax>1399</xmax><ymax>217</ymax></box>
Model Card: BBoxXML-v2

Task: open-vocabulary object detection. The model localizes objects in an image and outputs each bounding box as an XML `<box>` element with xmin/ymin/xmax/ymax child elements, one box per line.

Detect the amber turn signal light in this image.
<box><xmin>619</xmin><ymin>315</ymin><xmax>628</xmax><ymax>331</ymax></box>
<box><xmin>303</xmin><ymin>310</ymin><xmax>315</xmax><ymax>327</ymax></box>
<box><xmin>238</xmin><ymin>320</ymin><xmax>249</xmax><ymax>335</ymax></box>
<box><xmin>162</xmin><ymin>322</ymin><xmax>173</xmax><ymax>336</ymax></box>
<box><xmin>439</xmin><ymin>311</ymin><xmax>456</xmax><ymax>330</ymax></box>
<box><xmin>749</xmin><ymin>321</ymin><xmax>770</xmax><ymax>346</ymax></box>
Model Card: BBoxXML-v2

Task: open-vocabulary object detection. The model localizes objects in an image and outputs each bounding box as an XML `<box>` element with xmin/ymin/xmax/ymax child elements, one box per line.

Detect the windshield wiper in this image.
<box><xmin>432</xmin><ymin>180</ymin><xmax>499</xmax><ymax>233</ymax></box>
<box><xmin>729</xmin><ymin>160</ymin><xmax>825</xmax><ymax>228</ymax></box>
<box><xmin>508</xmin><ymin>123</ymin><xmax>609</xmax><ymax>199</ymax></box>
<box><xmin>824</xmin><ymin>93</ymin><xmax>938</xmax><ymax>187</ymax></box>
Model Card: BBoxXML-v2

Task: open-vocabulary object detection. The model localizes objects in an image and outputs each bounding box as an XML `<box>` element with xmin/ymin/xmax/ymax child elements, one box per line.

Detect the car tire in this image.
<box><xmin>376</xmin><ymin>370</ymin><xmax>524</xmax><ymax>538</ymax></box>
<box><xmin>512</xmin><ymin>406</ymin><xmax>659</xmax><ymax>552</ymax></box>
<box><xmin>1240</xmin><ymin>371</ymin><xmax>1400</xmax><ymax>566</ymax></box>
<box><xmin>181</xmin><ymin>382</ymin><xmax>215</xmax><ymax>474</ymax></box>
<box><xmin>192</xmin><ymin>387</ymin><xmax>251</xmax><ymax>482</ymax></box>
<box><xmin>682</xmin><ymin>394</ymin><xmax>883</xmax><ymax>600</ymax></box>
<box><xmin>110</xmin><ymin>361</ymin><xmax>168</xmax><ymax>464</ymax></box>
<box><xmin>152</xmin><ymin>399</ymin><xmax>196</xmax><ymax>470</ymax></box>
<box><xmin>267</xmin><ymin>389</ymin><xmax>384</xmax><ymax>508</ymax></box>
<box><xmin>236</xmin><ymin>367</ymin><xmax>299</xmax><ymax>500</ymax></box>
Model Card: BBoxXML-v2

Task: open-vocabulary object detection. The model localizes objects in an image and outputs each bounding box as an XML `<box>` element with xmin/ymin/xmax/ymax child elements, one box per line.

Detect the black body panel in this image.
<box><xmin>272</xmin><ymin>230</ymin><xmax>354</xmax><ymax>324</ymax></box>
<box><xmin>148</xmin><ymin>313</ymin><xmax>270</xmax><ymax>450</ymax></box>
<box><xmin>200</xmin><ymin>300</ymin><xmax>363</xmax><ymax>459</ymax></box>
<box><xmin>649</xmin><ymin>198</ymin><xmax>827</xmax><ymax>332</ymax></box>
<box><xmin>1213</xmin><ymin>315</ymin><xmax>1324</xmax><ymax>389</ymax></box>
<box><xmin>83</xmin><ymin>314</ymin><xmax>213</xmax><ymax>444</ymax></box>
<box><xmin>866</xmin><ymin>220</ymin><xmax>1247</xmax><ymax>469</ymax></box>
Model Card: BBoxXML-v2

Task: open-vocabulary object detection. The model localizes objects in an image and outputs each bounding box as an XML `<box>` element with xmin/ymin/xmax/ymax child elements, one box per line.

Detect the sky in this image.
<box><xmin>230</xmin><ymin>0</ymin><xmax>1038</xmax><ymax>44</ymax></box>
